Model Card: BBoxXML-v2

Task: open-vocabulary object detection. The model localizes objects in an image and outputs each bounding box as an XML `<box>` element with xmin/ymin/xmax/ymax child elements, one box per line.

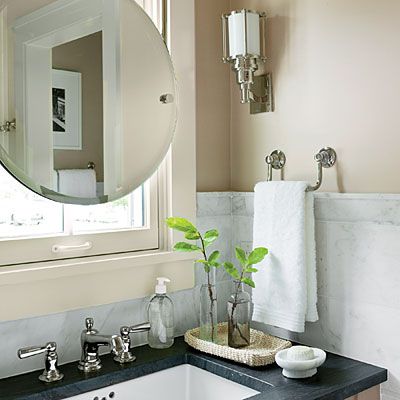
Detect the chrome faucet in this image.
<box><xmin>114</xmin><ymin>322</ymin><xmax>151</xmax><ymax>364</ymax></box>
<box><xmin>78</xmin><ymin>317</ymin><xmax>124</xmax><ymax>373</ymax></box>
<box><xmin>18</xmin><ymin>342</ymin><xmax>63</xmax><ymax>383</ymax></box>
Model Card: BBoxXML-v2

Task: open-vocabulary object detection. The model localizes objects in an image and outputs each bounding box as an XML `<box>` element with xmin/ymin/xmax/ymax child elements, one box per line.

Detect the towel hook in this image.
<box><xmin>306</xmin><ymin>147</ymin><xmax>337</xmax><ymax>192</ymax></box>
<box><xmin>266</xmin><ymin>150</ymin><xmax>286</xmax><ymax>181</ymax></box>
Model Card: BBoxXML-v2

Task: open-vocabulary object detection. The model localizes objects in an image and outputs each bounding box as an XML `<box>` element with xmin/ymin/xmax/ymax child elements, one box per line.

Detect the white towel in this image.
<box><xmin>57</xmin><ymin>169</ymin><xmax>97</xmax><ymax>198</ymax></box>
<box><xmin>252</xmin><ymin>181</ymin><xmax>318</xmax><ymax>333</ymax></box>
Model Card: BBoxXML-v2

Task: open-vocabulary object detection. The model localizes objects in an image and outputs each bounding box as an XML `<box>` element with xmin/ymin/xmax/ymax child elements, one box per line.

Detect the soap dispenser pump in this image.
<box><xmin>148</xmin><ymin>277</ymin><xmax>174</xmax><ymax>349</ymax></box>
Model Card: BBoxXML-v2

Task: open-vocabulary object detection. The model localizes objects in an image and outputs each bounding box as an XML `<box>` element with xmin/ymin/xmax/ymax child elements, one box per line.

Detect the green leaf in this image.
<box><xmin>242</xmin><ymin>277</ymin><xmax>255</xmax><ymax>288</ymax></box>
<box><xmin>173</xmin><ymin>242</ymin><xmax>201</xmax><ymax>252</ymax></box>
<box><xmin>203</xmin><ymin>229</ymin><xmax>219</xmax><ymax>247</ymax></box>
<box><xmin>223</xmin><ymin>262</ymin><xmax>240</xmax><ymax>279</ymax></box>
<box><xmin>235</xmin><ymin>247</ymin><xmax>247</xmax><ymax>267</ymax></box>
<box><xmin>248</xmin><ymin>247</ymin><xmax>269</xmax><ymax>265</ymax></box>
<box><xmin>185</xmin><ymin>231</ymin><xmax>201</xmax><ymax>240</ymax></box>
<box><xmin>196</xmin><ymin>259</ymin><xmax>208</xmax><ymax>265</ymax></box>
<box><xmin>245</xmin><ymin>267</ymin><xmax>258</xmax><ymax>273</ymax></box>
<box><xmin>223</xmin><ymin>261</ymin><xmax>234</xmax><ymax>270</ymax></box>
<box><xmin>166</xmin><ymin>217</ymin><xmax>197</xmax><ymax>233</ymax></box>
<box><xmin>208</xmin><ymin>250</ymin><xmax>220</xmax><ymax>263</ymax></box>
<box><xmin>228</xmin><ymin>269</ymin><xmax>240</xmax><ymax>279</ymax></box>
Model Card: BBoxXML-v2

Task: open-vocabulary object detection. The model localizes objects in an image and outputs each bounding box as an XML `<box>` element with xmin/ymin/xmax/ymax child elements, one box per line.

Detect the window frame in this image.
<box><xmin>0</xmin><ymin>0</ymin><xmax>166</xmax><ymax>266</ymax></box>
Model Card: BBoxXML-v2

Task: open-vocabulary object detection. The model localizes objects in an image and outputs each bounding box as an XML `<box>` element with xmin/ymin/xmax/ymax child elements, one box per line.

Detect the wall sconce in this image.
<box><xmin>222</xmin><ymin>9</ymin><xmax>273</xmax><ymax>114</ymax></box>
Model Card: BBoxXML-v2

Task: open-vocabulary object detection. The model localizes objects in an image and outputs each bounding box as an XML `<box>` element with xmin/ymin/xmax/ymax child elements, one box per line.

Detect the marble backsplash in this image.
<box><xmin>224</xmin><ymin>191</ymin><xmax>400</xmax><ymax>400</ymax></box>
<box><xmin>1</xmin><ymin>191</ymin><xmax>400</xmax><ymax>400</ymax></box>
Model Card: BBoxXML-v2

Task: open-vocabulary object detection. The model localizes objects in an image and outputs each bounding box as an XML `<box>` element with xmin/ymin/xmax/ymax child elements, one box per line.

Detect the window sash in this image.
<box><xmin>0</xmin><ymin>172</ymin><xmax>159</xmax><ymax>267</ymax></box>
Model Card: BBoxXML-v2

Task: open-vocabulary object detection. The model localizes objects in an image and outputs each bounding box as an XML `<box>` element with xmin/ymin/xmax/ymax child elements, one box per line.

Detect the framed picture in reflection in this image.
<box><xmin>52</xmin><ymin>69</ymin><xmax>82</xmax><ymax>150</ymax></box>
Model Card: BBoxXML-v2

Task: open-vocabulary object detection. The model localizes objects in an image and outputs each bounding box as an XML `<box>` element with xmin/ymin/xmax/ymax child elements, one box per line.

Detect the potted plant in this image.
<box><xmin>166</xmin><ymin>217</ymin><xmax>221</xmax><ymax>343</ymax></box>
<box><xmin>224</xmin><ymin>246</ymin><xmax>268</xmax><ymax>348</ymax></box>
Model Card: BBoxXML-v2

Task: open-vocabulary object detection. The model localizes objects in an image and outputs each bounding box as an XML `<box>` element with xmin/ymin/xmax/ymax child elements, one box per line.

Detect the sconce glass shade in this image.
<box><xmin>228</xmin><ymin>10</ymin><xmax>261</xmax><ymax>59</ymax></box>
<box><xmin>222</xmin><ymin>9</ymin><xmax>270</xmax><ymax>107</ymax></box>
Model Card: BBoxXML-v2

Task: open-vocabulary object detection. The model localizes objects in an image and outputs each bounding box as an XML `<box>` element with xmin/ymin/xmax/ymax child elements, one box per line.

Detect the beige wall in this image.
<box><xmin>53</xmin><ymin>32</ymin><xmax>104</xmax><ymax>182</ymax></box>
<box><xmin>196</xmin><ymin>0</ymin><xmax>400</xmax><ymax>193</ymax></box>
<box><xmin>195</xmin><ymin>0</ymin><xmax>231</xmax><ymax>191</ymax></box>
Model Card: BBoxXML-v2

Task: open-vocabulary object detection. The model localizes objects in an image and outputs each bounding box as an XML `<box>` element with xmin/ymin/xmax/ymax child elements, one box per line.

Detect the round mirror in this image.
<box><xmin>0</xmin><ymin>0</ymin><xmax>177</xmax><ymax>205</ymax></box>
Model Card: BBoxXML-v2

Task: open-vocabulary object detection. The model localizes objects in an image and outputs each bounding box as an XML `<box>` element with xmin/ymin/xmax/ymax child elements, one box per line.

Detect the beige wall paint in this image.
<box><xmin>196</xmin><ymin>0</ymin><xmax>400</xmax><ymax>193</ymax></box>
<box><xmin>195</xmin><ymin>0</ymin><xmax>231</xmax><ymax>191</ymax></box>
<box><xmin>53</xmin><ymin>32</ymin><xmax>104</xmax><ymax>182</ymax></box>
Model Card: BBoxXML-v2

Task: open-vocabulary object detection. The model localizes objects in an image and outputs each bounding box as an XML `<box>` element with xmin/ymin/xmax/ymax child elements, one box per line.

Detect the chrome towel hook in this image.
<box><xmin>306</xmin><ymin>147</ymin><xmax>337</xmax><ymax>192</ymax></box>
<box><xmin>266</xmin><ymin>150</ymin><xmax>286</xmax><ymax>181</ymax></box>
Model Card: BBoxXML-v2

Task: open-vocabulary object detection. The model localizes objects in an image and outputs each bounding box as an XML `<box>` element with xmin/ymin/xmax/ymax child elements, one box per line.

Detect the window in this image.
<box><xmin>0</xmin><ymin>0</ymin><xmax>165</xmax><ymax>266</ymax></box>
<box><xmin>0</xmin><ymin>165</ymin><xmax>148</xmax><ymax>239</ymax></box>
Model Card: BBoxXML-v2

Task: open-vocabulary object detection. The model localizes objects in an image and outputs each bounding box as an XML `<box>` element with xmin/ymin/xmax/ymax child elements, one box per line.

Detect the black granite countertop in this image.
<box><xmin>0</xmin><ymin>337</ymin><xmax>387</xmax><ymax>400</ymax></box>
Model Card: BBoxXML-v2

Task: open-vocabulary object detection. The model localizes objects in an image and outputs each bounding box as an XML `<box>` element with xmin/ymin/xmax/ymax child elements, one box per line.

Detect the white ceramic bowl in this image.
<box><xmin>275</xmin><ymin>346</ymin><xmax>326</xmax><ymax>379</ymax></box>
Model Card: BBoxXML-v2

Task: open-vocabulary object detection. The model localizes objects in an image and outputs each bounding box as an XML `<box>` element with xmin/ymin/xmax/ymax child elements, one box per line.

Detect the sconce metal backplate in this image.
<box><xmin>250</xmin><ymin>74</ymin><xmax>274</xmax><ymax>115</ymax></box>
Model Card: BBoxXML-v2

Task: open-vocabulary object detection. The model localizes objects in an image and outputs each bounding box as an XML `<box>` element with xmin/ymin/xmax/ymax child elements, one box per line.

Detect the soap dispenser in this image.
<box><xmin>148</xmin><ymin>277</ymin><xmax>174</xmax><ymax>349</ymax></box>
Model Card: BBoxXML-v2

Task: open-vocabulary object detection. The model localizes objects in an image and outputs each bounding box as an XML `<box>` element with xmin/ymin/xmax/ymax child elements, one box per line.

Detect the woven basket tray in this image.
<box><xmin>184</xmin><ymin>323</ymin><xmax>292</xmax><ymax>367</ymax></box>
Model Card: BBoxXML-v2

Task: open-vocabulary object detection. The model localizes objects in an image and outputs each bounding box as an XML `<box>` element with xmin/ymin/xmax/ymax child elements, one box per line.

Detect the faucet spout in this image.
<box><xmin>84</xmin><ymin>333</ymin><xmax>124</xmax><ymax>354</ymax></box>
<box><xmin>78</xmin><ymin>318</ymin><xmax>124</xmax><ymax>373</ymax></box>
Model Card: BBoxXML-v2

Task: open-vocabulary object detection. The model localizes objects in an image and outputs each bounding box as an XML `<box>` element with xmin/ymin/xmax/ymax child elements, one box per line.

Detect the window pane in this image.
<box><xmin>69</xmin><ymin>184</ymin><xmax>146</xmax><ymax>234</ymax></box>
<box><xmin>0</xmin><ymin>165</ymin><xmax>63</xmax><ymax>238</ymax></box>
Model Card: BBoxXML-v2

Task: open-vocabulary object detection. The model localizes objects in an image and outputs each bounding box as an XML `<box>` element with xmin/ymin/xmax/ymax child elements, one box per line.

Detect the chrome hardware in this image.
<box><xmin>160</xmin><ymin>93</ymin><xmax>174</xmax><ymax>104</ymax></box>
<box><xmin>18</xmin><ymin>342</ymin><xmax>64</xmax><ymax>383</ymax></box>
<box><xmin>114</xmin><ymin>322</ymin><xmax>151</xmax><ymax>364</ymax></box>
<box><xmin>250</xmin><ymin>74</ymin><xmax>274</xmax><ymax>114</ymax></box>
<box><xmin>78</xmin><ymin>318</ymin><xmax>124</xmax><ymax>373</ymax></box>
<box><xmin>0</xmin><ymin>119</ymin><xmax>16</xmax><ymax>133</ymax></box>
<box><xmin>52</xmin><ymin>241</ymin><xmax>92</xmax><ymax>254</ymax></box>
<box><xmin>87</xmin><ymin>161</ymin><xmax>95</xmax><ymax>170</ymax></box>
<box><xmin>266</xmin><ymin>150</ymin><xmax>286</xmax><ymax>181</ymax></box>
<box><xmin>306</xmin><ymin>147</ymin><xmax>337</xmax><ymax>192</ymax></box>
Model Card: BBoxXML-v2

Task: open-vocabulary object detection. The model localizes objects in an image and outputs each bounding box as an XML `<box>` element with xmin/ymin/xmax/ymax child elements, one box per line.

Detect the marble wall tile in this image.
<box><xmin>231</xmin><ymin>192</ymin><xmax>254</xmax><ymax>216</ymax></box>
<box><xmin>227</xmin><ymin>192</ymin><xmax>400</xmax><ymax>400</ymax></box>
<box><xmin>297</xmin><ymin>295</ymin><xmax>399</xmax><ymax>400</ymax></box>
<box><xmin>314</xmin><ymin>193</ymin><xmax>400</xmax><ymax>224</ymax></box>
<box><xmin>320</xmin><ymin>222</ymin><xmax>400</xmax><ymax>309</ymax></box>
<box><xmin>196</xmin><ymin>192</ymin><xmax>232</xmax><ymax>217</ymax></box>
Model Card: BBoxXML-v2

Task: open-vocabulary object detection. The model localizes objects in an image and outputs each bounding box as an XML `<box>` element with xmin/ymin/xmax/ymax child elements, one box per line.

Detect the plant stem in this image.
<box><xmin>199</xmin><ymin>234</ymin><xmax>216</xmax><ymax>342</ymax></box>
<box><xmin>229</xmin><ymin>273</ymin><xmax>249</xmax><ymax>346</ymax></box>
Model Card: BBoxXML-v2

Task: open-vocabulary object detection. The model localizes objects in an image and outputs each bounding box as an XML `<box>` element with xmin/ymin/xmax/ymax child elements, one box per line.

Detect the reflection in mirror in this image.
<box><xmin>0</xmin><ymin>163</ymin><xmax>145</xmax><ymax>239</ymax></box>
<box><xmin>52</xmin><ymin>31</ymin><xmax>104</xmax><ymax>198</ymax></box>
<box><xmin>0</xmin><ymin>0</ymin><xmax>176</xmax><ymax>205</ymax></box>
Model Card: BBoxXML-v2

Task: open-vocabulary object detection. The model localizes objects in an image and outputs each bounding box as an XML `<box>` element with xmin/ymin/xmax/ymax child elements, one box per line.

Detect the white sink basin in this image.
<box><xmin>67</xmin><ymin>364</ymin><xmax>260</xmax><ymax>400</ymax></box>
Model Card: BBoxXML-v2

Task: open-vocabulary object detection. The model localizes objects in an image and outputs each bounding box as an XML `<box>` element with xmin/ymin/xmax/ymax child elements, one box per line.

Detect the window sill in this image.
<box><xmin>0</xmin><ymin>250</ymin><xmax>195</xmax><ymax>321</ymax></box>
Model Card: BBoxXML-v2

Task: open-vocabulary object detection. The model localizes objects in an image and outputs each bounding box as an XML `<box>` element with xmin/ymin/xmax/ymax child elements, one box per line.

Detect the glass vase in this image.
<box><xmin>227</xmin><ymin>280</ymin><xmax>251</xmax><ymax>348</ymax></box>
<box><xmin>199</xmin><ymin>268</ymin><xmax>218</xmax><ymax>343</ymax></box>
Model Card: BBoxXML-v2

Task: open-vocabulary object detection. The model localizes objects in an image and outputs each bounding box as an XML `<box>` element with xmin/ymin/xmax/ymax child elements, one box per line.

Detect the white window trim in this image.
<box><xmin>0</xmin><ymin>0</ymin><xmax>196</xmax><ymax>321</ymax></box>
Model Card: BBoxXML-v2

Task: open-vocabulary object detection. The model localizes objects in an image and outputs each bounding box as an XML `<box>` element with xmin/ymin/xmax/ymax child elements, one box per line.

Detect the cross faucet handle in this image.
<box><xmin>18</xmin><ymin>342</ymin><xmax>64</xmax><ymax>383</ymax></box>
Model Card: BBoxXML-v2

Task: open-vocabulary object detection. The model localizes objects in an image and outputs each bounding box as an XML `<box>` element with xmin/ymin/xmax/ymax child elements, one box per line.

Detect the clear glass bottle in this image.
<box><xmin>227</xmin><ymin>280</ymin><xmax>251</xmax><ymax>348</ymax></box>
<box><xmin>199</xmin><ymin>268</ymin><xmax>218</xmax><ymax>343</ymax></box>
<box><xmin>148</xmin><ymin>277</ymin><xmax>174</xmax><ymax>349</ymax></box>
